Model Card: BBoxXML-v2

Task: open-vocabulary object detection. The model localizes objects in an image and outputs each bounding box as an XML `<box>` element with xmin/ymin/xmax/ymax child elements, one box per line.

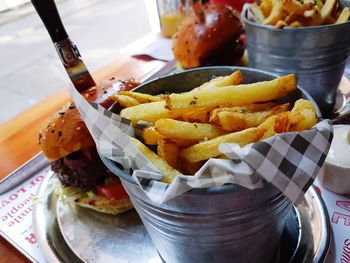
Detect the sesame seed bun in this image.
<box><xmin>39</xmin><ymin>102</ymin><xmax>94</xmax><ymax>161</ymax></box>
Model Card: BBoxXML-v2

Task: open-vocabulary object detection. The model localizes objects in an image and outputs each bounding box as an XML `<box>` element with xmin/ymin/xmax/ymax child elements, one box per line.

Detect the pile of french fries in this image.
<box><xmin>110</xmin><ymin>71</ymin><xmax>318</xmax><ymax>183</ymax></box>
<box><xmin>251</xmin><ymin>0</ymin><xmax>350</xmax><ymax>28</ymax></box>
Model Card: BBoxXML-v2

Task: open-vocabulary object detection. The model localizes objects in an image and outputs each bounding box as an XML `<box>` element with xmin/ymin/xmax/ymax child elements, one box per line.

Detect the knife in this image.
<box><xmin>31</xmin><ymin>0</ymin><xmax>96</xmax><ymax>91</ymax></box>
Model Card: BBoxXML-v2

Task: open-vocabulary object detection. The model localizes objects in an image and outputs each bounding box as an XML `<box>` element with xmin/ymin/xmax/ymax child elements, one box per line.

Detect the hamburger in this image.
<box><xmin>39</xmin><ymin>79</ymin><xmax>139</xmax><ymax>214</ymax></box>
<box><xmin>172</xmin><ymin>3</ymin><xmax>244</xmax><ymax>69</ymax></box>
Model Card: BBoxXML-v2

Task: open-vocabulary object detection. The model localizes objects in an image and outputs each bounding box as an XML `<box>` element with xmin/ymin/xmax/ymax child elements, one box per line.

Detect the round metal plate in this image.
<box><xmin>33</xmin><ymin>172</ymin><xmax>330</xmax><ymax>263</ymax></box>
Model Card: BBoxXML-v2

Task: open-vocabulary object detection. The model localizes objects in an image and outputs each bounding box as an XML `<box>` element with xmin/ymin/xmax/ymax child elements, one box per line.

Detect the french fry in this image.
<box><xmin>157</xmin><ymin>71</ymin><xmax>242</xmax><ymax>103</ymax></box>
<box><xmin>121</xmin><ymin>101</ymin><xmax>215</xmax><ymax>124</ymax></box>
<box><xmin>142</xmin><ymin>126</ymin><xmax>160</xmax><ymax>145</ymax></box>
<box><xmin>178</xmin><ymin>106</ymin><xmax>214</xmax><ymax>123</ymax></box>
<box><xmin>284</xmin><ymin>13</ymin><xmax>300</xmax><ymax>25</ymax></box>
<box><xmin>210</xmin><ymin>103</ymin><xmax>290</xmax><ymax>131</ymax></box>
<box><xmin>275</xmin><ymin>20</ymin><xmax>288</xmax><ymax>28</ymax></box>
<box><xmin>259</xmin><ymin>99</ymin><xmax>317</xmax><ymax>139</ymax></box>
<box><xmin>157</xmin><ymin>138</ymin><xmax>179</xmax><ymax>168</ymax></box>
<box><xmin>251</xmin><ymin>3</ymin><xmax>266</xmax><ymax>22</ymax></box>
<box><xmin>142</xmin><ymin>126</ymin><xmax>198</xmax><ymax>147</ymax></box>
<box><xmin>282</xmin><ymin>0</ymin><xmax>306</xmax><ymax>16</ymax></box>
<box><xmin>289</xmin><ymin>99</ymin><xmax>318</xmax><ymax>131</ymax></box>
<box><xmin>321</xmin><ymin>0</ymin><xmax>337</xmax><ymax>20</ymax></box>
<box><xmin>121</xmin><ymin>101</ymin><xmax>169</xmax><ymax>124</ymax></box>
<box><xmin>125</xmin><ymin>72</ymin><xmax>319</xmax><ymax>183</ymax></box>
<box><xmin>118</xmin><ymin>91</ymin><xmax>161</xmax><ymax>103</ymax></box>
<box><xmin>303</xmin><ymin>7</ymin><xmax>324</xmax><ymax>26</ymax></box>
<box><xmin>172</xmin><ymin>138</ymin><xmax>199</xmax><ymax>147</ymax></box>
<box><xmin>289</xmin><ymin>21</ymin><xmax>303</xmax><ymax>27</ymax></box>
<box><xmin>336</xmin><ymin>7</ymin><xmax>350</xmax><ymax>24</ymax></box>
<box><xmin>130</xmin><ymin>137</ymin><xmax>182</xmax><ymax>183</ymax></box>
<box><xmin>215</xmin><ymin>102</ymin><xmax>279</xmax><ymax>113</ymax></box>
<box><xmin>260</xmin><ymin>0</ymin><xmax>273</xmax><ymax>17</ymax></box>
<box><xmin>314</xmin><ymin>0</ymin><xmax>324</xmax><ymax>9</ymax></box>
<box><xmin>212</xmin><ymin>111</ymin><xmax>246</xmax><ymax>132</ymax></box>
<box><xmin>112</xmin><ymin>95</ymin><xmax>140</xmax><ymax>108</ymax></box>
<box><xmin>164</xmin><ymin>74</ymin><xmax>296</xmax><ymax>110</ymax></box>
<box><xmin>193</xmin><ymin>70</ymin><xmax>244</xmax><ymax>92</ymax></box>
<box><xmin>155</xmin><ymin>119</ymin><xmax>226</xmax><ymax>141</ymax></box>
<box><xmin>264</xmin><ymin>0</ymin><xmax>283</xmax><ymax>25</ymax></box>
<box><xmin>259</xmin><ymin>112</ymin><xmax>292</xmax><ymax>140</ymax></box>
<box><xmin>121</xmin><ymin>101</ymin><xmax>185</xmax><ymax>124</ymax></box>
<box><xmin>179</xmin><ymin>127</ymin><xmax>266</xmax><ymax>163</ymax></box>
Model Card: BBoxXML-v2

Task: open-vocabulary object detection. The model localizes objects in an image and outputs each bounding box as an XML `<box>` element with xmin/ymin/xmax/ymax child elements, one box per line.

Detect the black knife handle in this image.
<box><xmin>31</xmin><ymin>0</ymin><xmax>68</xmax><ymax>43</ymax></box>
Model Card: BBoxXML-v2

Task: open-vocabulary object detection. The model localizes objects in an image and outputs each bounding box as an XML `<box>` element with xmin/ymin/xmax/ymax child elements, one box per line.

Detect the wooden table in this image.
<box><xmin>0</xmin><ymin>49</ymin><xmax>166</xmax><ymax>262</ymax></box>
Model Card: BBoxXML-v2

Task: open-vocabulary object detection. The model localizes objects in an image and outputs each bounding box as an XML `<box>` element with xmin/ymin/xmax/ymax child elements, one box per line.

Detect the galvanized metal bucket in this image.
<box><xmin>102</xmin><ymin>67</ymin><xmax>318</xmax><ymax>263</ymax></box>
<box><xmin>242</xmin><ymin>9</ymin><xmax>350</xmax><ymax>117</ymax></box>
<box><xmin>122</xmin><ymin>180</ymin><xmax>291</xmax><ymax>263</ymax></box>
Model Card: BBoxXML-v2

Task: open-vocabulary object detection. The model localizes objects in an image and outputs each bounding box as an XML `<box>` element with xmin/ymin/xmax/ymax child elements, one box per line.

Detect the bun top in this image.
<box><xmin>172</xmin><ymin>4</ymin><xmax>243</xmax><ymax>68</ymax></box>
<box><xmin>39</xmin><ymin>102</ymin><xmax>94</xmax><ymax>161</ymax></box>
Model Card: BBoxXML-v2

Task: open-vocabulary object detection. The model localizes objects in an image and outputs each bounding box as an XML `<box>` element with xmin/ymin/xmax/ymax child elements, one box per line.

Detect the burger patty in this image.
<box><xmin>51</xmin><ymin>147</ymin><xmax>109</xmax><ymax>189</ymax></box>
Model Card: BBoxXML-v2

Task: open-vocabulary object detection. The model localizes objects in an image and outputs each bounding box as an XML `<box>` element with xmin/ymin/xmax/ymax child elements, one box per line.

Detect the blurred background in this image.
<box><xmin>0</xmin><ymin>0</ymin><xmax>160</xmax><ymax>124</ymax></box>
<box><xmin>1</xmin><ymin>0</ymin><xmax>349</xmax><ymax>124</ymax></box>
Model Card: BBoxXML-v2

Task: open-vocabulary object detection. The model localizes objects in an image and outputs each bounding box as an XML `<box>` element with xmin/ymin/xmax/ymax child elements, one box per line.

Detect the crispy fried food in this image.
<box><xmin>275</xmin><ymin>20</ymin><xmax>289</xmax><ymax>28</ymax></box>
<box><xmin>264</xmin><ymin>0</ymin><xmax>284</xmax><ymax>25</ymax></box>
<box><xmin>117</xmin><ymin>72</ymin><xmax>318</xmax><ymax>183</ymax></box>
<box><xmin>289</xmin><ymin>99</ymin><xmax>318</xmax><ymax>131</ymax></box>
<box><xmin>142</xmin><ymin>126</ymin><xmax>160</xmax><ymax>145</ymax></box>
<box><xmin>142</xmin><ymin>126</ymin><xmax>198</xmax><ymax>147</ymax></box>
<box><xmin>121</xmin><ymin>101</ymin><xmax>193</xmax><ymax>124</ymax></box>
<box><xmin>121</xmin><ymin>72</ymin><xmax>243</xmax><ymax>124</ymax></box>
<box><xmin>260</xmin><ymin>0</ymin><xmax>273</xmax><ymax>17</ymax></box>
<box><xmin>164</xmin><ymin>74</ymin><xmax>296</xmax><ymax>110</ymax></box>
<box><xmin>130</xmin><ymin>137</ymin><xmax>182</xmax><ymax>183</ymax></box>
<box><xmin>111</xmin><ymin>95</ymin><xmax>140</xmax><ymax>108</ymax></box>
<box><xmin>251</xmin><ymin>3</ymin><xmax>266</xmax><ymax>22</ymax></box>
<box><xmin>178</xmin><ymin>98</ymin><xmax>317</xmax><ymax>164</ymax></box>
<box><xmin>178</xmin><ymin>106</ymin><xmax>214</xmax><ymax>123</ymax></box>
<box><xmin>321</xmin><ymin>0</ymin><xmax>337</xmax><ymax>19</ymax></box>
<box><xmin>210</xmin><ymin>103</ymin><xmax>290</xmax><ymax>132</ymax></box>
<box><xmin>155</xmin><ymin>118</ymin><xmax>226</xmax><ymax>141</ymax></box>
<box><xmin>282</xmin><ymin>0</ymin><xmax>306</xmax><ymax>15</ymax></box>
<box><xmin>193</xmin><ymin>70</ymin><xmax>244</xmax><ymax>92</ymax></box>
<box><xmin>259</xmin><ymin>99</ymin><xmax>317</xmax><ymax>139</ymax></box>
<box><xmin>215</xmin><ymin>102</ymin><xmax>279</xmax><ymax>113</ymax></box>
<box><xmin>336</xmin><ymin>7</ymin><xmax>350</xmax><ymax>24</ymax></box>
<box><xmin>118</xmin><ymin>91</ymin><xmax>161</xmax><ymax>103</ymax></box>
<box><xmin>303</xmin><ymin>7</ymin><xmax>324</xmax><ymax>26</ymax></box>
<box><xmin>252</xmin><ymin>0</ymin><xmax>349</xmax><ymax>27</ymax></box>
<box><xmin>179</xmin><ymin>127</ymin><xmax>266</xmax><ymax>163</ymax></box>
<box><xmin>157</xmin><ymin>138</ymin><xmax>179</xmax><ymax>168</ymax></box>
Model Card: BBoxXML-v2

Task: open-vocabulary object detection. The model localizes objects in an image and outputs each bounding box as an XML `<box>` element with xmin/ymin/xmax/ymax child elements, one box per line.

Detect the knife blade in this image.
<box><xmin>31</xmin><ymin>0</ymin><xmax>96</xmax><ymax>91</ymax></box>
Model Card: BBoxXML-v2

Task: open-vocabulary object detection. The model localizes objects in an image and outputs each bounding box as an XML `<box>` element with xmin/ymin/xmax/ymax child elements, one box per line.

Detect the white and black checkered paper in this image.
<box><xmin>70</xmin><ymin>85</ymin><xmax>333</xmax><ymax>205</ymax></box>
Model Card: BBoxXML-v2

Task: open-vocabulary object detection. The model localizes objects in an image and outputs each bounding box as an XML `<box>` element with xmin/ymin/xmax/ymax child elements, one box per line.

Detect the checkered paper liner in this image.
<box><xmin>70</xmin><ymin>85</ymin><xmax>333</xmax><ymax>205</ymax></box>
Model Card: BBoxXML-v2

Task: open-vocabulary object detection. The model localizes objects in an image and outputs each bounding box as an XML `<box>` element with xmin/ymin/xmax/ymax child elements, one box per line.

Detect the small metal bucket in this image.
<box><xmin>121</xmin><ymin>181</ymin><xmax>291</xmax><ymax>263</ymax></box>
<box><xmin>241</xmin><ymin>9</ymin><xmax>350</xmax><ymax>117</ymax></box>
<box><xmin>102</xmin><ymin>67</ymin><xmax>319</xmax><ymax>263</ymax></box>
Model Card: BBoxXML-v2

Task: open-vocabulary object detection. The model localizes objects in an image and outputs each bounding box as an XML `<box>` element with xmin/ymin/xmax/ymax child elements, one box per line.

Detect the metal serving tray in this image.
<box><xmin>33</xmin><ymin>171</ymin><xmax>330</xmax><ymax>263</ymax></box>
